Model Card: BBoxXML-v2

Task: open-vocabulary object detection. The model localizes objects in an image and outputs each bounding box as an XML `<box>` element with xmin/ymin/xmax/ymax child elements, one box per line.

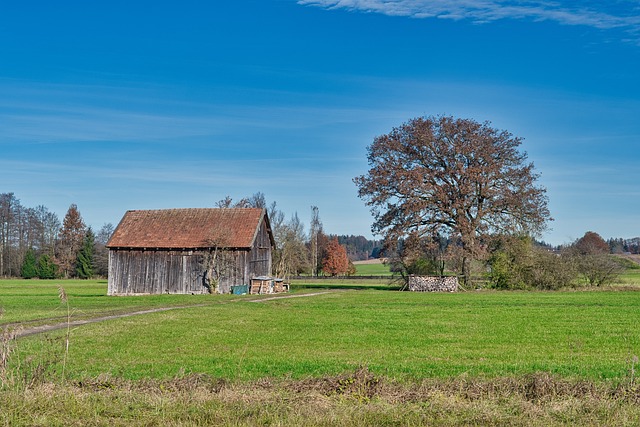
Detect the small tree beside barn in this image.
<box><xmin>106</xmin><ymin>208</ymin><xmax>275</xmax><ymax>295</ymax></box>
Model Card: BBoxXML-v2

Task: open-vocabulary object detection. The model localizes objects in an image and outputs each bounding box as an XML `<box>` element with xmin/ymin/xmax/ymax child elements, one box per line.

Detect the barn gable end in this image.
<box><xmin>106</xmin><ymin>208</ymin><xmax>274</xmax><ymax>295</ymax></box>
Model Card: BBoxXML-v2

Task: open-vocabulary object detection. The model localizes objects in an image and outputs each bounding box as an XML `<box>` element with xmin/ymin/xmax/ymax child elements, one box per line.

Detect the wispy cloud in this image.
<box><xmin>298</xmin><ymin>1</ymin><xmax>640</xmax><ymax>36</ymax></box>
<box><xmin>0</xmin><ymin>80</ymin><xmax>382</xmax><ymax>145</ymax></box>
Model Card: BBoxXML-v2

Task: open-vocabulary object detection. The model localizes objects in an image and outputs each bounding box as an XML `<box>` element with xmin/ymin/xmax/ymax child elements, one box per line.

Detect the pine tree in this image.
<box><xmin>75</xmin><ymin>228</ymin><xmax>95</xmax><ymax>279</ymax></box>
<box><xmin>21</xmin><ymin>248</ymin><xmax>38</xmax><ymax>279</ymax></box>
<box><xmin>57</xmin><ymin>204</ymin><xmax>86</xmax><ymax>278</ymax></box>
<box><xmin>36</xmin><ymin>254</ymin><xmax>59</xmax><ymax>279</ymax></box>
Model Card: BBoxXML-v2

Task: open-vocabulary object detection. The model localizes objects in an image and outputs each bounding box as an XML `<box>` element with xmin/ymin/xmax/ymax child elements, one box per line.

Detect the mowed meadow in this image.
<box><xmin>2</xmin><ymin>267</ymin><xmax>640</xmax><ymax>425</ymax></box>
<box><xmin>5</xmin><ymin>281</ymin><xmax>640</xmax><ymax>381</ymax></box>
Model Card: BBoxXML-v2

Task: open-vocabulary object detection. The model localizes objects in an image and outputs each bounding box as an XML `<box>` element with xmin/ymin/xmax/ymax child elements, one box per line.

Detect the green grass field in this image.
<box><xmin>353</xmin><ymin>261</ymin><xmax>392</xmax><ymax>276</ymax></box>
<box><xmin>0</xmin><ymin>279</ymin><xmax>219</xmax><ymax>325</ymax></box>
<box><xmin>3</xmin><ymin>282</ymin><xmax>639</xmax><ymax>382</ymax></box>
<box><xmin>620</xmin><ymin>268</ymin><xmax>640</xmax><ymax>286</ymax></box>
<box><xmin>3</xmin><ymin>278</ymin><xmax>640</xmax><ymax>425</ymax></box>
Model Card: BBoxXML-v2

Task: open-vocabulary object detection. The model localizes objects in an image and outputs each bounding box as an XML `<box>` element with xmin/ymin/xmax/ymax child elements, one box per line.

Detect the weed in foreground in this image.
<box><xmin>0</xmin><ymin>306</ymin><xmax>19</xmax><ymax>388</ymax></box>
<box><xmin>58</xmin><ymin>285</ymin><xmax>71</xmax><ymax>380</ymax></box>
<box><xmin>628</xmin><ymin>354</ymin><xmax>639</xmax><ymax>386</ymax></box>
<box><xmin>0</xmin><ymin>325</ymin><xmax>17</xmax><ymax>387</ymax></box>
<box><xmin>0</xmin><ymin>290</ymin><xmax>74</xmax><ymax>391</ymax></box>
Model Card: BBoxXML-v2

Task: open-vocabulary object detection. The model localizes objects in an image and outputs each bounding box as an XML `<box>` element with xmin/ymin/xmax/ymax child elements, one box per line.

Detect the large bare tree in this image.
<box><xmin>354</xmin><ymin>115</ymin><xmax>551</xmax><ymax>285</ymax></box>
<box><xmin>93</xmin><ymin>222</ymin><xmax>114</xmax><ymax>278</ymax></box>
<box><xmin>0</xmin><ymin>193</ymin><xmax>20</xmax><ymax>276</ymax></box>
<box><xmin>272</xmin><ymin>213</ymin><xmax>309</xmax><ymax>279</ymax></box>
<box><xmin>309</xmin><ymin>206</ymin><xmax>322</xmax><ymax>277</ymax></box>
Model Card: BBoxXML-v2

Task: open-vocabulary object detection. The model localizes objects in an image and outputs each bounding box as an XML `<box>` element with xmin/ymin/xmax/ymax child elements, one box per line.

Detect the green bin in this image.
<box><xmin>231</xmin><ymin>285</ymin><xmax>249</xmax><ymax>295</ymax></box>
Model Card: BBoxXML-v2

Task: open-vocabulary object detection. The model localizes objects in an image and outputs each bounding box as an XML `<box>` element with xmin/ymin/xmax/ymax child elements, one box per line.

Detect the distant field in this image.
<box><xmin>617</xmin><ymin>262</ymin><xmax>640</xmax><ymax>286</ymax></box>
<box><xmin>352</xmin><ymin>258</ymin><xmax>387</xmax><ymax>264</ymax></box>
<box><xmin>620</xmin><ymin>272</ymin><xmax>640</xmax><ymax>288</ymax></box>
<box><xmin>289</xmin><ymin>278</ymin><xmax>400</xmax><ymax>291</ymax></box>
<box><xmin>353</xmin><ymin>259</ymin><xmax>392</xmax><ymax>276</ymax></box>
<box><xmin>620</xmin><ymin>254</ymin><xmax>640</xmax><ymax>265</ymax></box>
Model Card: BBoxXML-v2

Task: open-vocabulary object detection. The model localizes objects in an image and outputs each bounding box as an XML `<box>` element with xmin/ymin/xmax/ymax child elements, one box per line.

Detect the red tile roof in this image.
<box><xmin>106</xmin><ymin>208</ymin><xmax>269</xmax><ymax>249</ymax></box>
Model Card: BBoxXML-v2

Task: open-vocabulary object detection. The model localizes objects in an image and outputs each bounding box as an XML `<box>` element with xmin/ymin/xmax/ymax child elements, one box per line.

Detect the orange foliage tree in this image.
<box><xmin>354</xmin><ymin>115</ymin><xmax>551</xmax><ymax>285</ymax></box>
<box><xmin>322</xmin><ymin>237</ymin><xmax>349</xmax><ymax>276</ymax></box>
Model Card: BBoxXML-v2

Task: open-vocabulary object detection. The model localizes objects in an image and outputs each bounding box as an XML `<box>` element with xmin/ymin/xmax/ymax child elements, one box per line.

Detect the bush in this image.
<box><xmin>488</xmin><ymin>250</ymin><xmax>527</xmax><ymax>290</ymax></box>
<box><xmin>573</xmin><ymin>254</ymin><xmax>624</xmax><ymax>286</ymax></box>
<box><xmin>527</xmin><ymin>248</ymin><xmax>576</xmax><ymax>290</ymax></box>
<box><xmin>487</xmin><ymin>236</ymin><xmax>577</xmax><ymax>290</ymax></box>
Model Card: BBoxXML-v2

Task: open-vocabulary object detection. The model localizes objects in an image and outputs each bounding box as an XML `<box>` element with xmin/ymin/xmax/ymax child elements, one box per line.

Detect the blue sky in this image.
<box><xmin>1</xmin><ymin>1</ymin><xmax>639</xmax><ymax>246</ymax></box>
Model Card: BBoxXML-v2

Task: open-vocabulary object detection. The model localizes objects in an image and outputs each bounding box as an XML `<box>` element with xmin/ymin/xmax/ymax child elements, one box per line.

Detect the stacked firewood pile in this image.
<box><xmin>408</xmin><ymin>276</ymin><xmax>459</xmax><ymax>292</ymax></box>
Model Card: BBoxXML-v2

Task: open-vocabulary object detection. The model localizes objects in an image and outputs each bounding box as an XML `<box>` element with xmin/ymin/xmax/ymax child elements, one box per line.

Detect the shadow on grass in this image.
<box><xmin>290</xmin><ymin>283</ymin><xmax>403</xmax><ymax>291</ymax></box>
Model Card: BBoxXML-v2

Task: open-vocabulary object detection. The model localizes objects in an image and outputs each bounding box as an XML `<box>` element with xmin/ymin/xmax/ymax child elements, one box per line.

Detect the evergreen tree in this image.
<box><xmin>21</xmin><ymin>248</ymin><xmax>38</xmax><ymax>279</ymax></box>
<box><xmin>57</xmin><ymin>204</ymin><xmax>86</xmax><ymax>278</ymax></box>
<box><xmin>75</xmin><ymin>228</ymin><xmax>95</xmax><ymax>279</ymax></box>
<box><xmin>36</xmin><ymin>254</ymin><xmax>59</xmax><ymax>279</ymax></box>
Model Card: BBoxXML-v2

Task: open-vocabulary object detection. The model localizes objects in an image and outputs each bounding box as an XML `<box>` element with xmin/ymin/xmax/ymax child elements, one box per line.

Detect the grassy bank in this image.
<box><xmin>620</xmin><ymin>269</ymin><xmax>640</xmax><ymax>286</ymax></box>
<box><xmin>2</xmin><ymin>371</ymin><xmax>639</xmax><ymax>426</ymax></box>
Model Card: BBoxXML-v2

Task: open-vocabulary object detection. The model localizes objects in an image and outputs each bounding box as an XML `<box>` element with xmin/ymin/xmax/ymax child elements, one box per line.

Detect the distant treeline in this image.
<box><xmin>544</xmin><ymin>237</ymin><xmax>640</xmax><ymax>255</ymax></box>
<box><xmin>0</xmin><ymin>192</ymin><xmax>112</xmax><ymax>279</ymax></box>
<box><xmin>335</xmin><ymin>235</ymin><xmax>383</xmax><ymax>261</ymax></box>
<box><xmin>606</xmin><ymin>237</ymin><xmax>640</xmax><ymax>254</ymax></box>
<box><xmin>331</xmin><ymin>234</ymin><xmax>640</xmax><ymax>262</ymax></box>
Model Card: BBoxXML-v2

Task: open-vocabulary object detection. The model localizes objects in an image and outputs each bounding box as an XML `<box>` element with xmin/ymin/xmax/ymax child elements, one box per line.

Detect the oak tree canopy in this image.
<box><xmin>354</xmin><ymin>115</ymin><xmax>551</xmax><ymax>284</ymax></box>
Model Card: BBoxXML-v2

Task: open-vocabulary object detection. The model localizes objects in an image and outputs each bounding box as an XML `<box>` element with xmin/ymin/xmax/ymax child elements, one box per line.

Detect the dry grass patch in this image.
<box><xmin>2</xmin><ymin>369</ymin><xmax>639</xmax><ymax>426</ymax></box>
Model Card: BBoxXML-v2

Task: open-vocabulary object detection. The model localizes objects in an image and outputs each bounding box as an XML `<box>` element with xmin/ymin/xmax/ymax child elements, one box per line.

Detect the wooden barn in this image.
<box><xmin>106</xmin><ymin>208</ymin><xmax>275</xmax><ymax>295</ymax></box>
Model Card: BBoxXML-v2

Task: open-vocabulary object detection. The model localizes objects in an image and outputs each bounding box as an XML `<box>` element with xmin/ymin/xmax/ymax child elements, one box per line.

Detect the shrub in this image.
<box><xmin>527</xmin><ymin>248</ymin><xmax>577</xmax><ymax>290</ymax></box>
<box><xmin>487</xmin><ymin>235</ymin><xmax>577</xmax><ymax>290</ymax></box>
<box><xmin>573</xmin><ymin>253</ymin><xmax>625</xmax><ymax>286</ymax></box>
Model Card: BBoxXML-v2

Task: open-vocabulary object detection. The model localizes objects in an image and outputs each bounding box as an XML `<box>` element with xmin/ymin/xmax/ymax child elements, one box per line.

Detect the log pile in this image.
<box><xmin>408</xmin><ymin>276</ymin><xmax>459</xmax><ymax>292</ymax></box>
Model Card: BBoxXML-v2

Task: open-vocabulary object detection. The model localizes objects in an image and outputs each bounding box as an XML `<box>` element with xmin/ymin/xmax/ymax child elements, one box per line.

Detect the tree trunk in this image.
<box><xmin>461</xmin><ymin>255</ymin><xmax>470</xmax><ymax>287</ymax></box>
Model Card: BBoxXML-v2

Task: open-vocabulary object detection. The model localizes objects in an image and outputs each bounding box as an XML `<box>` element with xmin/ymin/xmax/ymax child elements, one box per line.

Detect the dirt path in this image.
<box><xmin>13</xmin><ymin>305</ymin><xmax>207</xmax><ymax>339</ymax></box>
<box><xmin>10</xmin><ymin>291</ymin><xmax>333</xmax><ymax>338</ymax></box>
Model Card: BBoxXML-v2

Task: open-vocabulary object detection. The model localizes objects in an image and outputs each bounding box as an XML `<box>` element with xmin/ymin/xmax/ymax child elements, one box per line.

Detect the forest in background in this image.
<box><xmin>0</xmin><ymin>192</ymin><xmax>384</xmax><ymax>279</ymax></box>
<box><xmin>2</xmin><ymin>191</ymin><xmax>638</xmax><ymax>280</ymax></box>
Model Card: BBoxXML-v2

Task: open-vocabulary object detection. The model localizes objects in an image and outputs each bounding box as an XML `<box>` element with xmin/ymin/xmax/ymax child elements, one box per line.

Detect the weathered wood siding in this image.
<box><xmin>108</xmin><ymin>249</ymin><xmax>208</xmax><ymax>295</ymax></box>
<box><xmin>108</xmin><ymin>249</ymin><xmax>252</xmax><ymax>295</ymax></box>
<box><xmin>215</xmin><ymin>249</ymin><xmax>247</xmax><ymax>295</ymax></box>
<box><xmin>248</xmin><ymin>218</ymin><xmax>272</xmax><ymax>279</ymax></box>
<box><xmin>107</xmin><ymin>217</ymin><xmax>273</xmax><ymax>295</ymax></box>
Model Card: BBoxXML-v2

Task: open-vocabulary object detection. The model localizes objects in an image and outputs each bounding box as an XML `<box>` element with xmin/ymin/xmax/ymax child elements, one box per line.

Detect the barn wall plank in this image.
<box><xmin>109</xmin><ymin>248</ymin><xmax>260</xmax><ymax>295</ymax></box>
